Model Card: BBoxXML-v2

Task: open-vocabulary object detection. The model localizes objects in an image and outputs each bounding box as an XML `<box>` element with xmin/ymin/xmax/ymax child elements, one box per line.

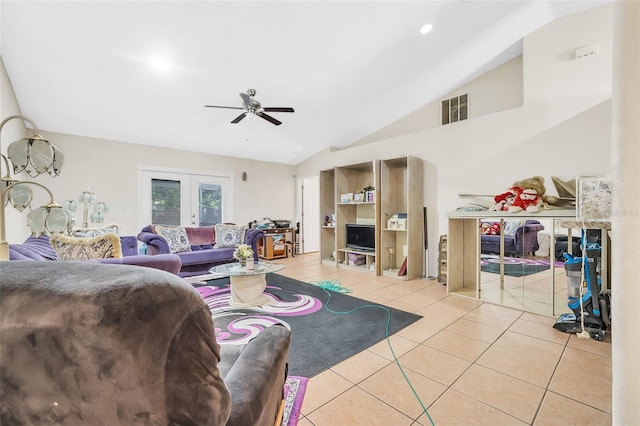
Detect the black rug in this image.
<box><xmin>193</xmin><ymin>274</ymin><xmax>422</xmax><ymax>377</ymax></box>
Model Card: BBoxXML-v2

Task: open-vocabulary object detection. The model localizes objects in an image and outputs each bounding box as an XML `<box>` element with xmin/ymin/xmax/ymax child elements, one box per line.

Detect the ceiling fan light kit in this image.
<box><xmin>205</xmin><ymin>89</ymin><xmax>294</xmax><ymax>126</ymax></box>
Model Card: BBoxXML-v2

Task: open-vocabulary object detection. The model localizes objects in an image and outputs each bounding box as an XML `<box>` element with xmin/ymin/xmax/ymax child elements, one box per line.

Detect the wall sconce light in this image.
<box><xmin>0</xmin><ymin>115</ymin><xmax>73</xmax><ymax>260</ymax></box>
<box><xmin>64</xmin><ymin>185</ymin><xmax>109</xmax><ymax>228</ymax></box>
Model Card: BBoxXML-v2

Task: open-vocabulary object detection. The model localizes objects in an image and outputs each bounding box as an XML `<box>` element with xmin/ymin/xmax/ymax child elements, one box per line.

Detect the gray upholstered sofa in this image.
<box><xmin>0</xmin><ymin>261</ymin><xmax>291</xmax><ymax>425</ymax></box>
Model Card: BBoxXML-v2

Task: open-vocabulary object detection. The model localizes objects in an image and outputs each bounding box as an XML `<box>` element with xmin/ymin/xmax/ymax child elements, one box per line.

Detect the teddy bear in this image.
<box><xmin>508</xmin><ymin>188</ymin><xmax>543</xmax><ymax>213</ymax></box>
<box><xmin>512</xmin><ymin>176</ymin><xmax>549</xmax><ymax>206</ymax></box>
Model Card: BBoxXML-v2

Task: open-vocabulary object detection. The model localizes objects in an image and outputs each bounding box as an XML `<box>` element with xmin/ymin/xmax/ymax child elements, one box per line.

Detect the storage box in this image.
<box><xmin>347</xmin><ymin>253</ymin><xmax>366</xmax><ymax>266</ymax></box>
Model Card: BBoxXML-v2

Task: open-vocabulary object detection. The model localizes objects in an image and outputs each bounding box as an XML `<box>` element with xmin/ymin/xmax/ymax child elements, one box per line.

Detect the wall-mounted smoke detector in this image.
<box><xmin>575</xmin><ymin>43</ymin><xmax>599</xmax><ymax>59</ymax></box>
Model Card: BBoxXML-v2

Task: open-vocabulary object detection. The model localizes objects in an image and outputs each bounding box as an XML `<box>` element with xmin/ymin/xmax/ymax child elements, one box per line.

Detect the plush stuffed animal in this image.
<box><xmin>513</xmin><ymin>176</ymin><xmax>548</xmax><ymax>205</ymax></box>
<box><xmin>509</xmin><ymin>189</ymin><xmax>543</xmax><ymax>213</ymax></box>
<box><xmin>490</xmin><ymin>187</ymin><xmax>521</xmax><ymax>211</ymax></box>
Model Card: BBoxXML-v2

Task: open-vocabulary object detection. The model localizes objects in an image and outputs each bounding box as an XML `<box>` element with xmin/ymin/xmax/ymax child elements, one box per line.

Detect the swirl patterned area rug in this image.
<box><xmin>193</xmin><ymin>274</ymin><xmax>422</xmax><ymax>378</ymax></box>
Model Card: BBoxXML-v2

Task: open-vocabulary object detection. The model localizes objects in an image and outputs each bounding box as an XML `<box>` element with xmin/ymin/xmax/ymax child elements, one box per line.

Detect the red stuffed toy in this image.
<box><xmin>509</xmin><ymin>189</ymin><xmax>542</xmax><ymax>213</ymax></box>
<box><xmin>491</xmin><ymin>187</ymin><xmax>522</xmax><ymax>211</ymax></box>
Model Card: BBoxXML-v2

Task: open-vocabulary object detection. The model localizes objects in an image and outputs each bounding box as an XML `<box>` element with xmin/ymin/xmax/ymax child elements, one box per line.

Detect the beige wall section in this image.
<box><xmin>296</xmin><ymin>4</ymin><xmax>614</xmax><ymax>275</ymax></box>
<box><xmin>524</xmin><ymin>3</ymin><xmax>613</xmax><ymax>108</ymax></box>
<box><xmin>352</xmin><ymin>55</ymin><xmax>524</xmax><ymax>146</ymax></box>
<box><xmin>611</xmin><ymin>1</ymin><xmax>640</xmax><ymax>423</ymax></box>
<box><xmin>3</xmin><ymin>129</ymin><xmax>296</xmax><ymax>241</ymax></box>
<box><xmin>1</xmin><ymin>58</ymin><xmax>31</xmax><ymax>242</ymax></box>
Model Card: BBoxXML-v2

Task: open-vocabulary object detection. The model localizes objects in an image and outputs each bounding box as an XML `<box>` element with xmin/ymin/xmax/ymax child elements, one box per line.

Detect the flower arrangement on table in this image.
<box><xmin>233</xmin><ymin>244</ymin><xmax>254</xmax><ymax>265</ymax></box>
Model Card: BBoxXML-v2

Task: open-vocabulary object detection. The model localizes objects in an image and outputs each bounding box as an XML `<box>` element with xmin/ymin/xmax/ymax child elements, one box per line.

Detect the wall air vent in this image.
<box><xmin>442</xmin><ymin>94</ymin><xmax>468</xmax><ymax>125</ymax></box>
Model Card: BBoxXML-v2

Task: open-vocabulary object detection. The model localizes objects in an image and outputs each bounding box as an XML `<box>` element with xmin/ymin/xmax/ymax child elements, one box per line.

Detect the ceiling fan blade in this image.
<box><xmin>239</xmin><ymin>92</ymin><xmax>253</xmax><ymax>107</ymax></box>
<box><xmin>259</xmin><ymin>113</ymin><xmax>282</xmax><ymax>126</ymax></box>
<box><xmin>204</xmin><ymin>105</ymin><xmax>244</xmax><ymax>110</ymax></box>
<box><xmin>263</xmin><ymin>107</ymin><xmax>295</xmax><ymax>113</ymax></box>
<box><xmin>231</xmin><ymin>113</ymin><xmax>247</xmax><ymax>124</ymax></box>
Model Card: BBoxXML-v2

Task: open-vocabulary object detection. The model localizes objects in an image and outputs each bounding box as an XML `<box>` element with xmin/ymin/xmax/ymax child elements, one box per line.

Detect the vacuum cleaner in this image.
<box><xmin>553</xmin><ymin>229</ymin><xmax>611</xmax><ymax>341</ymax></box>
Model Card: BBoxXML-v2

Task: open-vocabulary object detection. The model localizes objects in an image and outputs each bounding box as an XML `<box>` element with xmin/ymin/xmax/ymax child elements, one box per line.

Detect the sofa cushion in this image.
<box><xmin>72</xmin><ymin>223</ymin><xmax>120</xmax><ymax>238</ymax></box>
<box><xmin>50</xmin><ymin>233</ymin><xmax>123</xmax><ymax>261</ymax></box>
<box><xmin>214</xmin><ymin>224</ymin><xmax>246</xmax><ymax>248</ymax></box>
<box><xmin>178</xmin><ymin>247</ymin><xmax>235</xmax><ymax>266</ymax></box>
<box><xmin>184</xmin><ymin>226</ymin><xmax>215</xmax><ymax>246</ymax></box>
<box><xmin>155</xmin><ymin>225</ymin><xmax>192</xmax><ymax>254</ymax></box>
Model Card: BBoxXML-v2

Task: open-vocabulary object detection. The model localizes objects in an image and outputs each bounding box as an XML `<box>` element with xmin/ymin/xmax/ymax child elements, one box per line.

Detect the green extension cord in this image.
<box><xmin>308</xmin><ymin>279</ymin><xmax>436</xmax><ymax>426</ymax></box>
<box><xmin>308</xmin><ymin>279</ymin><xmax>353</xmax><ymax>294</ymax></box>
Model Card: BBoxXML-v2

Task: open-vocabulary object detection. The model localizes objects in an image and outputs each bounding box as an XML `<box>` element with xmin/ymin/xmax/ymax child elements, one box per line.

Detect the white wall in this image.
<box><xmin>34</xmin><ymin>132</ymin><xmax>296</xmax><ymax>238</ymax></box>
<box><xmin>1</xmin><ymin>58</ymin><xmax>33</xmax><ymax>243</ymax></box>
<box><xmin>353</xmin><ymin>55</ymin><xmax>524</xmax><ymax>146</ymax></box>
<box><xmin>296</xmin><ymin>4</ymin><xmax>613</xmax><ymax>275</ymax></box>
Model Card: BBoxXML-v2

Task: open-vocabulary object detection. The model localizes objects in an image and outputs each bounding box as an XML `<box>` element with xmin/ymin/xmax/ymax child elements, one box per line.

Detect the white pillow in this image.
<box><xmin>214</xmin><ymin>224</ymin><xmax>246</xmax><ymax>248</ymax></box>
<box><xmin>155</xmin><ymin>225</ymin><xmax>192</xmax><ymax>254</ymax></box>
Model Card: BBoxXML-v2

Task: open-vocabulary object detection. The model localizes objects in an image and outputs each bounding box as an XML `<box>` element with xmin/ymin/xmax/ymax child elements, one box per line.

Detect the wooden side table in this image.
<box><xmin>258</xmin><ymin>228</ymin><xmax>296</xmax><ymax>260</ymax></box>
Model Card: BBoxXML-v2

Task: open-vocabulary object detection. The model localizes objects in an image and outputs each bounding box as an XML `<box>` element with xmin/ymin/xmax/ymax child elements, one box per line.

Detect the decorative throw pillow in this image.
<box><xmin>72</xmin><ymin>223</ymin><xmax>120</xmax><ymax>238</ymax></box>
<box><xmin>50</xmin><ymin>233</ymin><xmax>123</xmax><ymax>261</ymax></box>
<box><xmin>155</xmin><ymin>225</ymin><xmax>192</xmax><ymax>254</ymax></box>
<box><xmin>503</xmin><ymin>220</ymin><xmax>524</xmax><ymax>237</ymax></box>
<box><xmin>214</xmin><ymin>224</ymin><xmax>246</xmax><ymax>248</ymax></box>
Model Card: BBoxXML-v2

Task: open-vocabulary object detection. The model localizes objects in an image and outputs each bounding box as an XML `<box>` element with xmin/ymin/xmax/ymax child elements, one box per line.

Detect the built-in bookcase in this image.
<box><xmin>379</xmin><ymin>156</ymin><xmax>424</xmax><ymax>280</ymax></box>
<box><xmin>319</xmin><ymin>156</ymin><xmax>424</xmax><ymax>279</ymax></box>
<box><xmin>319</xmin><ymin>168</ymin><xmax>336</xmax><ymax>265</ymax></box>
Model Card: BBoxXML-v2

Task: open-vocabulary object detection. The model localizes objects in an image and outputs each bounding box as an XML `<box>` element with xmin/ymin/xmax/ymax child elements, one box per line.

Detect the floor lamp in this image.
<box><xmin>0</xmin><ymin>115</ymin><xmax>73</xmax><ymax>260</ymax></box>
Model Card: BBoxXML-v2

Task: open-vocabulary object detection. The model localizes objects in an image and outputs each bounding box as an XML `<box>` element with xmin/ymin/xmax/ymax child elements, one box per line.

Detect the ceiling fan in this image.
<box><xmin>205</xmin><ymin>89</ymin><xmax>295</xmax><ymax>126</ymax></box>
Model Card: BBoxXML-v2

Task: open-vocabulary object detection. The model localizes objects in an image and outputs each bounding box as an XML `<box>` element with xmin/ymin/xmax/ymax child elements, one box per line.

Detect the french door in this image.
<box><xmin>139</xmin><ymin>167</ymin><xmax>233</xmax><ymax>227</ymax></box>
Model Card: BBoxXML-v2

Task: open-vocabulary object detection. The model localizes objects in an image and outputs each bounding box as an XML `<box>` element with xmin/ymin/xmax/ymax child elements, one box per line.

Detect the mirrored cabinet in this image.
<box><xmin>446</xmin><ymin>210</ymin><xmax>611</xmax><ymax>316</ymax></box>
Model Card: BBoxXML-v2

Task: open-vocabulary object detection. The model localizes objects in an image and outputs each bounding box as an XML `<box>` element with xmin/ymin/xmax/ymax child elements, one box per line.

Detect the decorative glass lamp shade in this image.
<box><xmin>7</xmin><ymin>135</ymin><xmax>64</xmax><ymax>178</ymax></box>
<box><xmin>63</xmin><ymin>199</ymin><xmax>78</xmax><ymax>211</ymax></box>
<box><xmin>79</xmin><ymin>190</ymin><xmax>97</xmax><ymax>204</ymax></box>
<box><xmin>91</xmin><ymin>201</ymin><xmax>108</xmax><ymax>223</ymax></box>
<box><xmin>27</xmin><ymin>204</ymin><xmax>74</xmax><ymax>237</ymax></box>
<box><xmin>6</xmin><ymin>183</ymin><xmax>34</xmax><ymax>211</ymax></box>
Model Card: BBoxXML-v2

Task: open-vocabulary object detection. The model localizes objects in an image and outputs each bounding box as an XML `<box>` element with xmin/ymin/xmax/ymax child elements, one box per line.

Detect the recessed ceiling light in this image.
<box><xmin>420</xmin><ymin>24</ymin><xmax>433</xmax><ymax>34</ymax></box>
<box><xmin>149</xmin><ymin>55</ymin><xmax>171</xmax><ymax>72</ymax></box>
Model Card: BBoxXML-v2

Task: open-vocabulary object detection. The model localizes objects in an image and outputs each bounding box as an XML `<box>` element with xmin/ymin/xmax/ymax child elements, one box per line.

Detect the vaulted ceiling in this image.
<box><xmin>0</xmin><ymin>1</ymin><xmax>607</xmax><ymax>165</ymax></box>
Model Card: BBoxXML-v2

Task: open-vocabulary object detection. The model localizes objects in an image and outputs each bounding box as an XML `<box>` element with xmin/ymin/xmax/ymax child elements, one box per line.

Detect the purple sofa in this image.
<box><xmin>138</xmin><ymin>225</ymin><xmax>265</xmax><ymax>278</ymax></box>
<box><xmin>9</xmin><ymin>235</ymin><xmax>182</xmax><ymax>275</ymax></box>
<box><xmin>480</xmin><ymin>220</ymin><xmax>545</xmax><ymax>256</ymax></box>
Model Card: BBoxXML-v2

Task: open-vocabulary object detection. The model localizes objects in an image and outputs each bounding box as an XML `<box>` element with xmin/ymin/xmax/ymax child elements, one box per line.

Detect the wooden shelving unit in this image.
<box><xmin>334</xmin><ymin>161</ymin><xmax>380</xmax><ymax>275</ymax></box>
<box><xmin>379</xmin><ymin>156</ymin><xmax>424</xmax><ymax>280</ymax></box>
<box><xmin>319</xmin><ymin>169</ymin><xmax>336</xmax><ymax>266</ymax></box>
<box><xmin>319</xmin><ymin>157</ymin><xmax>424</xmax><ymax>280</ymax></box>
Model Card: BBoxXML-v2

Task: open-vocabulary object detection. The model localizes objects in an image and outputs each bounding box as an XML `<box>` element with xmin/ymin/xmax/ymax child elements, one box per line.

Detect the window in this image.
<box><xmin>140</xmin><ymin>167</ymin><xmax>232</xmax><ymax>227</ymax></box>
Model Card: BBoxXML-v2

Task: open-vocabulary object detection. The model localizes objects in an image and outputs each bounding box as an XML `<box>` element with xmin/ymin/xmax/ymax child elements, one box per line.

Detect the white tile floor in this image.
<box><xmin>275</xmin><ymin>253</ymin><xmax>612</xmax><ymax>426</ymax></box>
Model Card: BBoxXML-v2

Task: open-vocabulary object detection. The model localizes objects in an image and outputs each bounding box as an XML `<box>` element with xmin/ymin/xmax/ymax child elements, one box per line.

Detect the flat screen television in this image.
<box><xmin>345</xmin><ymin>224</ymin><xmax>375</xmax><ymax>252</ymax></box>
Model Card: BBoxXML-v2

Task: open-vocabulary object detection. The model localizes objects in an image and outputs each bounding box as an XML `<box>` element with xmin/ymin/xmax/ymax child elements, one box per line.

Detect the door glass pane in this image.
<box><xmin>151</xmin><ymin>179</ymin><xmax>181</xmax><ymax>225</ymax></box>
<box><xmin>199</xmin><ymin>183</ymin><xmax>222</xmax><ymax>226</ymax></box>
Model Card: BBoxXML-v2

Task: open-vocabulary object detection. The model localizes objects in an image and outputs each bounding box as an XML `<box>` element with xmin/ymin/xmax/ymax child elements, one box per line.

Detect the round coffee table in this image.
<box><xmin>209</xmin><ymin>262</ymin><xmax>285</xmax><ymax>307</ymax></box>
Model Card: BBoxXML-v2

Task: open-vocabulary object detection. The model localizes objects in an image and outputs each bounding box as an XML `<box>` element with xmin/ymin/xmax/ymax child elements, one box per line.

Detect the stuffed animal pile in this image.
<box><xmin>490</xmin><ymin>176</ymin><xmax>547</xmax><ymax>213</ymax></box>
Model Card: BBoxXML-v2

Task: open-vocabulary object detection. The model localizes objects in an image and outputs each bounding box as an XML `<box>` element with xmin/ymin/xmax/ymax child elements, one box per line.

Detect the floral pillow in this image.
<box><xmin>214</xmin><ymin>224</ymin><xmax>246</xmax><ymax>248</ymax></box>
<box><xmin>50</xmin><ymin>233</ymin><xmax>123</xmax><ymax>261</ymax></box>
<box><xmin>155</xmin><ymin>225</ymin><xmax>192</xmax><ymax>254</ymax></box>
